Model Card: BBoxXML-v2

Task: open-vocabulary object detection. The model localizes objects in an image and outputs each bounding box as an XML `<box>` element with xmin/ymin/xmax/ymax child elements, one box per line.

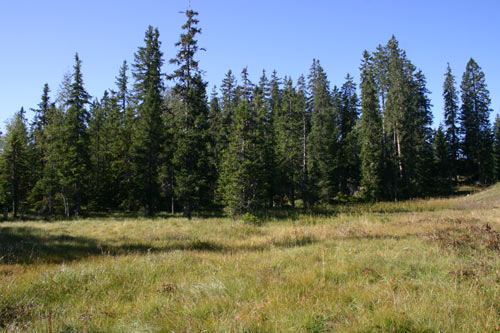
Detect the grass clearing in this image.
<box><xmin>2</xmin><ymin>185</ymin><xmax>500</xmax><ymax>331</ymax></box>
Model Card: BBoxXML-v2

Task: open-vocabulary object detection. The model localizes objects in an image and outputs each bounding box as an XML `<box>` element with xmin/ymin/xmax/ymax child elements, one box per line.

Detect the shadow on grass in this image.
<box><xmin>0</xmin><ymin>225</ymin><xmax>318</xmax><ymax>265</ymax></box>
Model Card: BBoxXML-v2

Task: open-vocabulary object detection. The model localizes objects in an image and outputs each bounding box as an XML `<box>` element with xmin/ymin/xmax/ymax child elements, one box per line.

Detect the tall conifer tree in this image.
<box><xmin>0</xmin><ymin>108</ymin><xmax>30</xmax><ymax>218</ymax></box>
<box><xmin>169</xmin><ymin>10</ymin><xmax>211</xmax><ymax>218</ymax></box>
<box><xmin>131</xmin><ymin>26</ymin><xmax>165</xmax><ymax>215</ymax></box>
<box><xmin>359</xmin><ymin>51</ymin><xmax>384</xmax><ymax>200</ymax></box>
<box><xmin>219</xmin><ymin>69</ymin><xmax>267</xmax><ymax>216</ymax></box>
<box><xmin>459</xmin><ymin>58</ymin><xmax>493</xmax><ymax>184</ymax></box>
<box><xmin>442</xmin><ymin>63</ymin><xmax>460</xmax><ymax>182</ymax></box>
<box><xmin>307</xmin><ymin>59</ymin><xmax>338</xmax><ymax>204</ymax></box>
<box><xmin>338</xmin><ymin>74</ymin><xmax>360</xmax><ymax>194</ymax></box>
<box><xmin>275</xmin><ymin>77</ymin><xmax>303</xmax><ymax>206</ymax></box>
<box><xmin>62</xmin><ymin>53</ymin><xmax>91</xmax><ymax>216</ymax></box>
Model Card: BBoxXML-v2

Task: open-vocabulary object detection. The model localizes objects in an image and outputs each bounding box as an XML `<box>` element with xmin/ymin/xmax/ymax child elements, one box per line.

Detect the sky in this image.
<box><xmin>0</xmin><ymin>0</ymin><xmax>499</xmax><ymax>132</ymax></box>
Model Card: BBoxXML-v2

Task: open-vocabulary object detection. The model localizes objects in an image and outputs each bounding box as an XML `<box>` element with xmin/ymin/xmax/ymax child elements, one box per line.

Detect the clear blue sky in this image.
<box><xmin>0</xmin><ymin>0</ymin><xmax>499</xmax><ymax>131</ymax></box>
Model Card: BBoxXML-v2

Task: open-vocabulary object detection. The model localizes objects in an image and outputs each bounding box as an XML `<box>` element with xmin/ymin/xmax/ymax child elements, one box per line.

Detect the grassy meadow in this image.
<box><xmin>1</xmin><ymin>185</ymin><xmax>500</xmax><ymax>332</ymax></box>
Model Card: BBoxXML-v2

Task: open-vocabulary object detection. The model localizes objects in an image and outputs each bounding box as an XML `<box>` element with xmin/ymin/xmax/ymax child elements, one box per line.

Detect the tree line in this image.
<box><xmin>1</xmin><ymin>11</ymin><xmax>499</xmax><ymax>219</ymax></box>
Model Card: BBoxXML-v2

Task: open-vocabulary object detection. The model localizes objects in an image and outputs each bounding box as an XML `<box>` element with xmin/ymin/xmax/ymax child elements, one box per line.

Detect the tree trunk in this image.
<box><xmin>62</xmin><ymin>194</ymin><xmax>70</xmax><ymax>217</ymax></box>
<box><xmin>183</xmin><ymin>201</ymin><xmax>191</xmax><ymax>220</ymax></box>
<box><xmin>301</xmin><ymin>113</ymin><xmax>308</xmax><ymax>210</ymax></box>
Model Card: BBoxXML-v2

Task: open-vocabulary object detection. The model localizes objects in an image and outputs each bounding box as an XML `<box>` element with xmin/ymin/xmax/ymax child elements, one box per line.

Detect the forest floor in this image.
<box><xmin>1</xmin><ymin>185</ymin><xmax>500</xmax><ymax>332</ymax></box>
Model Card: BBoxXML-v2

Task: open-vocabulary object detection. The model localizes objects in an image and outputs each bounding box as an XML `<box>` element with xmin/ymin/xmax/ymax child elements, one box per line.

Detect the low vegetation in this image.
<box><xmin>0</xmin><ymin>185</ymin><xmax>499</xmax><ymax>331</ymax></box>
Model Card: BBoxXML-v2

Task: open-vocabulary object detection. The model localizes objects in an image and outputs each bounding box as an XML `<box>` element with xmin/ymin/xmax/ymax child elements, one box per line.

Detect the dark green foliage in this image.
<box><xmin>493</xmin><ymin>115</ymin><xmax>500</xmax><ymax>182</ymax></box>
<box><xmin>172</xmin><ymin>76</ymin><xmax>211</xmax><ymax>217</ymax></box>
<box><xmin>256</xmin><ymin>71</ymin><xmax>277</xmax><ymax>207</ymax></box>
<box><xmin>131</xmin><ymin>26</ymin><xmax>165</xmax><ymax>215</ymax></box>
<box><xmin>337</xmin><ymin>73</ymin><xmax>361</xmax><ymax>195</ymax></box>
<box><xmin>113</xmin><ymin>61</ymin><xmax>135</xmax><ymax>210</ymax></box>
<box><xmin>169</xmin><ymin>10</ymin><xmax>211</xmax><ymax>218</ymax></box>
<box><xmin>297</xmin><ymin>76</ymin><xmax>310</xmax><ymax>208</ymax></box>
<box><xmin>409</xmin><ymin>70</ymin><xmax>435</xmax><ymax>196</ymax></box>
<box><xmin>442</xmin><ymin>63</ymin><xmax>460</xmax><ymax>182</ymax></box>
<box><xmin>34</xmin><ymin>103</ymin><xmax>65</xmax><ymax>215</ymax></box>
<box><xmin>307</xmin><ymin>59</ymin><xmax>338</xmax><ymax>204</ymax></box>
<box><xmin>2</xmin><ymin>19</ymin><xmax>496</xmax><ymax>218</ymax></box>
<box><xmin>61</xmin><ymin>53</ymin><xmax>91</xmax><ymax>216</ymax></box>
<box><xmin>359</xmin><ymin>51</ymin><xmax>384</xmax><ymax>200</ymax></box>
<box><xmin>373</xmin><ymin>36</ymin><xmax>434</xmax><ymax>199</ymax></box>
<box><xmin>30</xmin><ymin>83</ymin><xmax>51</xmax><ymax>151</ymax></box>
<box><xmin>275</xmin><ymin>77</ymin><xmax>305</xmax><ymax>207</ymax></box>
<box><xmin>433</xmin><ymin>126</ymin><xmax>452</xmax><ymax>194</ymax></box>
<box><xmin>207</xmin><ymin>87</ymin><xmax>224</xmax><ymax>203</ymax></box>
<box><xmin>254</xmin><ymin>72</ymin><xmax>275</xmax><ymax>207</ymax></box>
<box><xmin>29</xmin><ymin>84</ymin><xmax>54</xmax><ymax>213</ymax></box>
<box><xmin>116</xmin><ymin>60</ymin><xmax>129</xmax><ymax>111</ymax></box>
<box><xmin>220</xmin><ymin>70</ymin><xmax>238</xmax><ymax>145</ymax></box>
<box><xmin>219</xmin><ymin>69</ymin><xmax>268</xmax><ymax>216</ymax></box>
<box><xmin>459</xmin><ymin>58</ymin><xmax>493</xmax><ymax>184</ymax></box>
<box><xmin>88</xmin><ymin>91</ymin><xmax>122</xmax><ymax>210</ymax></box>
<box><xmin>0</xmin><ymin>109</ymin><xmax>30</xmax><ymax>218</ymax></box>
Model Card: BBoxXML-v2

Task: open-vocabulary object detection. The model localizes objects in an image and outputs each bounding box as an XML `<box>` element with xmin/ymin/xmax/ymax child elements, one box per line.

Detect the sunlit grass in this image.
<box><xmin>1</xmin><ymin>184</ymin><xmax>500</xmax><ymax>331</ymax></box>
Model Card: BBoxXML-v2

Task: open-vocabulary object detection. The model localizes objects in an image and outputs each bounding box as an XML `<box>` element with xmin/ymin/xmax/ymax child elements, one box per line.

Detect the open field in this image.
<box><xmin>1</xmin><ymin>186</ymin><xmax>500</xmax><ymax>332</ymax></box>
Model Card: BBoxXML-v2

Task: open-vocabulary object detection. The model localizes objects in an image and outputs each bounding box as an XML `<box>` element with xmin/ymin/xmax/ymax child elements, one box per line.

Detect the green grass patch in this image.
<box><xmin>1</xmin><ymin>185</ymin><xmax>500</xmax><ymax>331</ymax></box>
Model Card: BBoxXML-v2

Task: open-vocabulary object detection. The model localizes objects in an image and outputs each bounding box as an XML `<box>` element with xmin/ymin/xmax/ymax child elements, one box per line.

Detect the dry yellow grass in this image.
<box><xmin>1</xmin><ymin>184</ymin><xmax>500</xmax><ymax>331</ymax></box>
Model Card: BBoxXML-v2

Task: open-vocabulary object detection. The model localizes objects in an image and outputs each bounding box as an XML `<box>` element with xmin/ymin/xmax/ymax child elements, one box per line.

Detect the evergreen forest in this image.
<box><xmin>1</xmin><ymin>10</ymin><xmax>499</xmax><ymax>219</ymax></box>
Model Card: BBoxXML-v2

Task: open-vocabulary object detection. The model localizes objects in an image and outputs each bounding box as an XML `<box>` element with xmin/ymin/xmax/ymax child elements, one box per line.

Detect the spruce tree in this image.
<box><xmin>0</xmin><ymin>108</ymin><xmax>30</xmax><ymax>218</ymax></box>
<box><xmin>409</xmin><ymin>70</ymin><xmax>434</xmax><ymax>196</ymax></box>
<box><xmin>220</xmin><ymin>70</ymin><xmax>238</xmax><ymax>146</ymax></box>
<box><xmin>35</xmin><ymin>103</ymin><xmax>65</xmax><ymax>215</ymax></box>
<box><xmin>338</xmin><ymin>74</ymin><xmax>360</xmax><ymax>195</ymax></box>
<box><xmin>88</xmin><ymin>91</ymin><xmax>120</xmax><ymax>209</ymax></box>
<box><xmin>307</xmin><ymin>59</ymin><xmax>338</xmax><ymax>204</ymax></box>
<box><xmin>359</xmin><ymin>51</ymin><xmax>384</xmax><ymax>200</ymax></box>
<box><xmin>442</xmin><ymin>63</ymin><xmax>460</xmax><ymax>182</ymax></box>
<box><xmin>219</xmin><ymin>69</ymin><xmax>267</xmax><ymax>217</ymax></box>
<box><xmin>207</xmin><ymin>86</ymin><xmax>223</xmax><ymax>203</ymax></box>
<box><xmin>257</xmin><ymin>70</ymin><xmax>277</xmax><ymax>206</ymax></box>
<box><xmin>131</xmin><ymin>26</ymin><xmax>165</xmax><ymax>215</ymax></box>
<box><xmin>169</xmin><ymin>10</ymin><xmax>211</xmax><ymax>218</ymax></box>
<box><xmin>113</xmin><ymin>62</ymin><xmax>135</xmax><ymax>209</ymax></box>
<box><xmin>460</xmin><ymin>58</ymin><xmax>493</xmax><ymax>184</ymax></box>
<box><xmin>377</xmin><ymin>36</ymin><xmax>433</xmax><ymax>198</ymax></box>
<box><xmin>29</xmin><ymin>84</ymin><xmax>52</xmax><ymax>211</ymax></box>
<box><xmin>275</xmin><ymin>77</ymin><xmax>303</xmax><ymax>207</ymax></box>
<box><xmin>383</xmin><ymin>37</ymin><xmax>407</xmax><ymax>198</ymax></box>
<box><xmin>62</xmin><ymin>53</ymin><xmax>91</xmax><ymax>216</ymax></box>
<box><xmin>254</xmin><ymin>72</ymin><xmax>274</xmax><ymax>207</ymax></box>
<box><xmin>116</xmin><ymin>60</ymin><xmax>129</xmax><ymax>112</ymax></box>
<box><xmin>297</xmin><ymin>75</ymin><xmax>310</xmax><ymax>208</ymax></box>
<box><xmin>31</xmin><ymin>84</ymin><xmax>51</xmax><ymax>138</ymax></box>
